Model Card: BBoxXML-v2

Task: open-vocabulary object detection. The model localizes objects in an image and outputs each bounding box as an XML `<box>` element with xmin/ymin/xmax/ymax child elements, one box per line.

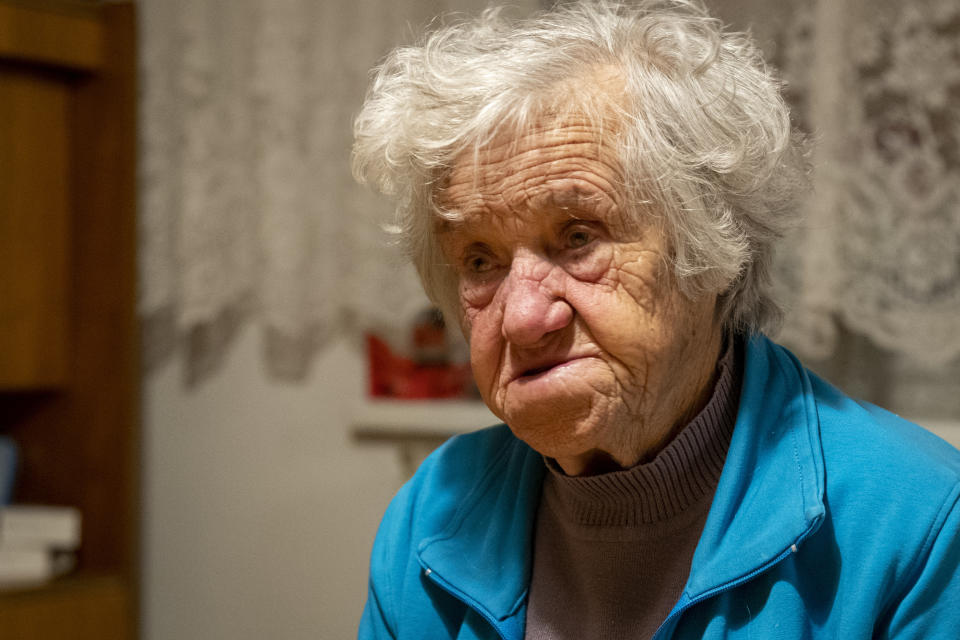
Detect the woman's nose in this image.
<box><xmin>500</xmin><ymin>253</ymin><xmax>573</xmax><ymax>346</ymax></box>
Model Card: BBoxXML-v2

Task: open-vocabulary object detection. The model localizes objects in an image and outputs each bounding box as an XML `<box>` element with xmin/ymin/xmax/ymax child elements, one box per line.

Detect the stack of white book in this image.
<box><xmin>0</xmin><ymin>505</ymin><xmax>81</xmax><ymax>587</ymax></box>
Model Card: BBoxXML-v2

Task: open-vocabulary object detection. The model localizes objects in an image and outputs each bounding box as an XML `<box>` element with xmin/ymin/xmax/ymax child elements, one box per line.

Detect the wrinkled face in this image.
<box><xmin>438</xmin><ymin>116</ymin><xmax>723</xmax><ymax>475</ymax></box>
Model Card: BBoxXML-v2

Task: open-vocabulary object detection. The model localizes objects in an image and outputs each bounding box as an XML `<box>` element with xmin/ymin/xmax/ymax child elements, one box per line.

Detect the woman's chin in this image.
<box><xmin>502</xmin><ymin>394</ymin><xmax>611</xmax><ymax>460</ymax></box>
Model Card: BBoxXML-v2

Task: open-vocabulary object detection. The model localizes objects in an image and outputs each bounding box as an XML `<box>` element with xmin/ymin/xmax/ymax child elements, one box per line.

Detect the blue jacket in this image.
<box><xmin>359</xmin><ymin>336</ymin><xmax>960</xmax><ymax>639</ymax></box>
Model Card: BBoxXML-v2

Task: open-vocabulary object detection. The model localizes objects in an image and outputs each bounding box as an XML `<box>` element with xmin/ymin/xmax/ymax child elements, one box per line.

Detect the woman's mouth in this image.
<box><xmin>522</xmin><ymin>364</ymin><xmax>555</xmax><ymax>377</ymax></box>
<box><xmin>515</xmin><ymin>356</ymin><xmax>595</xmax><ymax>381</ymax></box>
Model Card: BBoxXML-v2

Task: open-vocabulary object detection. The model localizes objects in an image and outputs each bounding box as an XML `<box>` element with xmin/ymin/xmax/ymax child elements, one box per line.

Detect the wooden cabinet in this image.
<box><xmin>0</xmin><ymin>2</ymin><xmax>138</xmax><ymax>638</ymax></box>
<box><xmin>0</xmin><ymin>48</ymin><xmax>72</xmax><ymax>388</ymax></box>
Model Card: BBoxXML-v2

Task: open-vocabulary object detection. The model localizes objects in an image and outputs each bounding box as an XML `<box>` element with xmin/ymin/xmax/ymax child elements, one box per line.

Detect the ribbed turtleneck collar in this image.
<box><xmin>542</xmin><ymin>336</ymin><xmax>741</xmax><ymax>526</ymax></box>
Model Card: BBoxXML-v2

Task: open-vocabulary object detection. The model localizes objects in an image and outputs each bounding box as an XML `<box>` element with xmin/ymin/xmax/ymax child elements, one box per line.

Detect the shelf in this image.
<box><xmin>0</xmin><ymin>3</ymin><xmax>138</xmax><ymax>638</ymax></box>
<box><xmin>0</xmin><ymin>573</ymin><xmax>131</xmax><ymax>639</ymax></box>
<box><xmin>351</xmin><ymin>399</ymin><xmax>501</xmax><ymax>477</ymax></box>
<box><xmin>351</xmin><ymin>398</ymin><xmax>500</xmax><ymax>441</ymax></box>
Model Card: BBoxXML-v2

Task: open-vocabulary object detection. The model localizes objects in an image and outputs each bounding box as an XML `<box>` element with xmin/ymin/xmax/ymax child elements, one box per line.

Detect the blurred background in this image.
<box><xmin>1</xmin><ymin>0</ymin><xmax>958</xmax><ymax>638</ymax></box>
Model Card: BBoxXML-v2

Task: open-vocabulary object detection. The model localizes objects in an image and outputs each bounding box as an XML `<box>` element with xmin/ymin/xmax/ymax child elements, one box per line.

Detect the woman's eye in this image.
<box><xmin>565</xmin><ymin>226</ymin><xmax>594</xmax><ymax>249</ymax></box>
<box><xmin>466</xmin><ymin>254</ymin><xmax>494</xmax><ymax>274</ymax></box>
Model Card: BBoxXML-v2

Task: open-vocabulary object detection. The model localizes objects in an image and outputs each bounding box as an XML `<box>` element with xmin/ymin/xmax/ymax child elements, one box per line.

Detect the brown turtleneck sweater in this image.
<box><xmin>524</xmin><ymin>339</ymin><xmax>741</xmax><ymax>639</ymax></box>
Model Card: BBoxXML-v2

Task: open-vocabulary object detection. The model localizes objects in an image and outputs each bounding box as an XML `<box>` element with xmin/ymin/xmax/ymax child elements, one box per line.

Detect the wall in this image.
<box><xmin>142</xmin><ymin>330</ymin><xmax>405</xmax><ymax>640</ymax></box>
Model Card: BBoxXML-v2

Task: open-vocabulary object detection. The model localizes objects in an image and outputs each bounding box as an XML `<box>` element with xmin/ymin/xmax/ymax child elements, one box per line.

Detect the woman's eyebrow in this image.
<box><xmin>434</xmin><ymin>214</ymin><xmax>500</xmax><ymax>246</ymax></box>
<box><xmin>536</xmin><ymin>184</ymin><xmax>614</xmax><ymax>219</ymax></box>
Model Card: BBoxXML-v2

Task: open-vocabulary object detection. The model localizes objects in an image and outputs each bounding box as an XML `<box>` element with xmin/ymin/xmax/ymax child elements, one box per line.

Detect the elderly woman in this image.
<box><xmin>352</xmin><ymin>2</ymin><xmax>960</xmax><ymax>638</ymax></box>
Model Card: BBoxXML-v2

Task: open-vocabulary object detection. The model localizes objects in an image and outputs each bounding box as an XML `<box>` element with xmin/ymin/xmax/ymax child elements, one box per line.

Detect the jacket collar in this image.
<box><xmin>684</xmin><ymin>334</ymin><xmax>826</xmax><ymax>597</ymax></box>
<box><xmin>416</xmin><ymin>335</ymin><xmax>826</xmax><ymax>627</ymax></box>
<box><xmin>416</xmin><ymin>433</ymin><xmax>545</xmax><ymax>634</ymax></box>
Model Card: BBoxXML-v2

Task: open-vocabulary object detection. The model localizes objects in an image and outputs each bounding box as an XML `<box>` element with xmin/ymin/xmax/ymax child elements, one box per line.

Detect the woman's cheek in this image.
<box><xmin>464</xmin><ymin>304</ymin><xmax>506</xmax><ymax>405</ymax></box>
<box><xmin>563</xmin><ymin>242</ymin><xmax>614</xmax><ymax>282</ymax></box>
<box><xmin>457</xmin><ymin>278</ymin><xmax>501</xmax><ymax>340</ymax></box>
<box><xmin>459</xmin><ymin>278</ymin><xmax>499</xmax><ymax>309</ymax></box>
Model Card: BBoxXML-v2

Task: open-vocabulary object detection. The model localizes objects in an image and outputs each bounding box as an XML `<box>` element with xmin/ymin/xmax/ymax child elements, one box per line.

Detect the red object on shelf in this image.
<box><xmin>366</xmin><ymin>334</ymin><xmax>474</xmax><ymax>399</ymax></box>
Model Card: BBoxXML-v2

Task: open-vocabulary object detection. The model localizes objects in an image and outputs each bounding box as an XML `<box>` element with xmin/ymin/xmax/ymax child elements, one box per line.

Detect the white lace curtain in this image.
<box><xmin>139</xmin><ymin>0</ymin><xmax>960</xmax><ymax>388</ymax></box>
<box><xmin>762</xmin><ymin>0</ymin><xmax>960</xmax><ymax>369</ymax></box>
<box><xmin>139</xmin><ymin>0</ymin><xmax>516</xmax><ymax>382</ymax></box>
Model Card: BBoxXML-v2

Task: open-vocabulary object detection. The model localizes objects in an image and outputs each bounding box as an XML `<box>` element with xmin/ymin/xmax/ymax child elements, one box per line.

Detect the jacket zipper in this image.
<box><xmin>421</xmin><ymin>565</ymin><xmax>515</xmax><ymax>640</ymax></box>
<box><xmin>653</xmin><ymin>542</ymin><xmax>803</xmax><ymax>639</ymax></box>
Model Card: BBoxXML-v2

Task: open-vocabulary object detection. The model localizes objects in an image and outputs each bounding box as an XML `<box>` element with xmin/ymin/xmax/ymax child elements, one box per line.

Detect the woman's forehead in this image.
<box><xmin>442</xmin><ymin>67</ymin><xmax>628</xmax><ymax>187</ymax></box>
<box><xmin>442</xmin><ymin>120</ymin><xmax>624</xmax><ymax>201</ymax></box>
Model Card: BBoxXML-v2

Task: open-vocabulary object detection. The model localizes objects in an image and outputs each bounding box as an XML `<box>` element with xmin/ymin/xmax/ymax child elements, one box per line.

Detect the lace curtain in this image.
<box><xmin>139</xmin><ymin>0</ymin><xmax>533</xmax><ymax>382</ymax></box>
<box><xmin>760</xmin><ymin>0</ymin><xmax>960</xmax><ymax>368</ymax></box>
<box><xmin>716</xmin><ymin>0</ymin><xmax>960</xmax><ymax>417</ymax></box>
<box><xmin>140</xmin><ymin>0</ymin><xmax>960</xmax><ymax>395</ymax></box>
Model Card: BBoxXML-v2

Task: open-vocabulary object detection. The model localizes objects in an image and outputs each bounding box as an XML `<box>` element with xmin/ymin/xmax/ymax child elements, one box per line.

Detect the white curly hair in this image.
<box><xmin>352</xmin><ymin>0</ymin><xmax>810</xmax><ymax>334</ymax></box>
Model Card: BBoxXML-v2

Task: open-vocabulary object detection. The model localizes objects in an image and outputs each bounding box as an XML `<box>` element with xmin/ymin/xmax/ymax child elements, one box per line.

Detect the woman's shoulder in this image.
<box><xmin>749</xmin><ymin>334</ymin><xmax>960</xmax><ymax>489</ymax></box>
<box><xmin>377</xmin><ymin>424</ymin><xmax>540</xmax><ymax>544</ymax></box>
<box><xmin>809</xmin><ymin>370</ymin><xmax>960</xmax><ymax>490</ymax></box>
